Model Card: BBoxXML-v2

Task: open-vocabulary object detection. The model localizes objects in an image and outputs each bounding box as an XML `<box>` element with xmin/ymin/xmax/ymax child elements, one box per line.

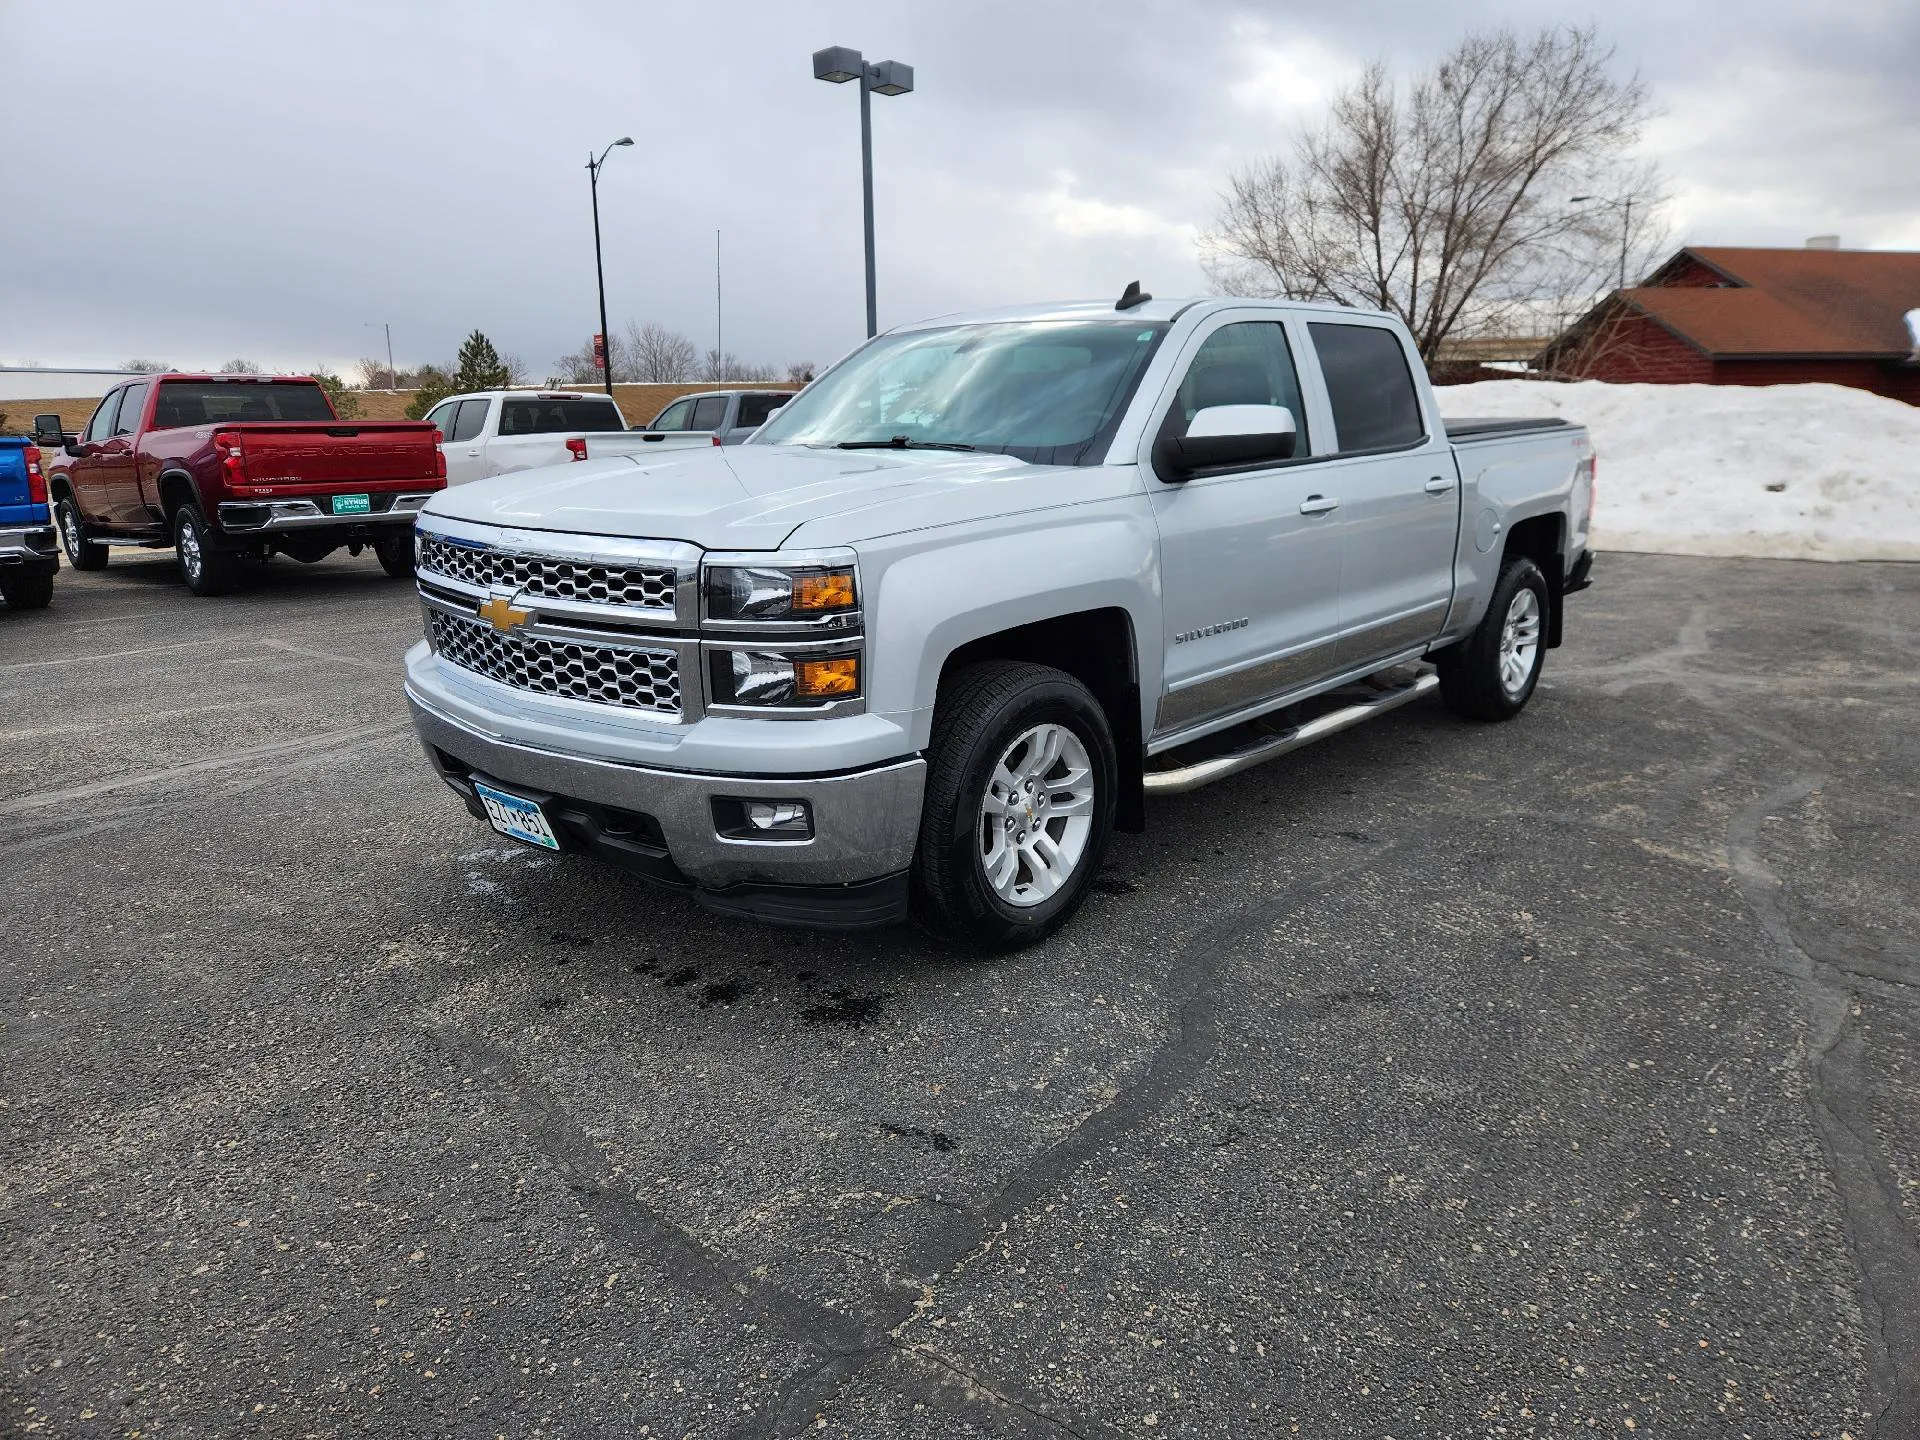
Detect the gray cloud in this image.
<box><xmin>2</xmin><ymin>0</ymin><xmax>1913</xmax><ymax>376</ymax></box>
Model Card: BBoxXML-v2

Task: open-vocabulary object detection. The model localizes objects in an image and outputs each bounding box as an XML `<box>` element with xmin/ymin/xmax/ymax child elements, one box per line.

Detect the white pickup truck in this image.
<box><xmin>422</xmin><ymin>390</ymin><xmax>637</xmax><ymax>486</ymax></box>
<box><xmin>583</xmin><ymin>389</ymin><xmax>799</xmax><ymax>462</ymax></box>
<box><xmin>405</xmin><ymin>290</ymin><xmax>1594</xmax><ymax>947</ymax></box>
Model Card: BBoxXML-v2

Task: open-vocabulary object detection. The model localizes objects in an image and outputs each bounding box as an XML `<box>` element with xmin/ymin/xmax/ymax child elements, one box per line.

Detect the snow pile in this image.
<box><xmin>1434</xmin><ymin>379</ymin><xmax>1920</xmax><ymax>561</ymax></box>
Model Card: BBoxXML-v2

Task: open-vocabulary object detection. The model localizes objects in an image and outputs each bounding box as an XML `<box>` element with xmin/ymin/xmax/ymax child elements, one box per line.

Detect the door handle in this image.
<box><xmin>466</xmin><ymin>447</ymin><xmax>480</xmax><ymax>456</ymax></box>
<box><xmin>1299</xmin><ymin>495</ymin><xmax>1340</xmax><ymax>515</ymax></box>
<box><xmin>1424</xmin><ymin>476</ymin><xmax>1455</xmax><ymax>494</ymax></box>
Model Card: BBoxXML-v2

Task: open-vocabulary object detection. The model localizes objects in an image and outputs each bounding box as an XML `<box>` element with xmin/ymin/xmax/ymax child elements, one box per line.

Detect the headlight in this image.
<box><xmin>705</xmin><ymin>555</ymin><xmax>858</xmax><ymax>622</ymax></box>
<box><xmin>713</xmin><ymin>650</ymin><xmax>861</xmax><ymax>706</ymax></box>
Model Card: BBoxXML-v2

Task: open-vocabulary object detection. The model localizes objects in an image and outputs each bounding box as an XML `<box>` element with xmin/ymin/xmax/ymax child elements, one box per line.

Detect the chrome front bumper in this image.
<box><xmin>217</xmin><ymin>495</ymin><xmax>434</xmax><ymax>533</ymax></box>
<box><xmin>407</xmin><ymin>686</ymin><xmax>925</xmax><ymax>890</ymax></box>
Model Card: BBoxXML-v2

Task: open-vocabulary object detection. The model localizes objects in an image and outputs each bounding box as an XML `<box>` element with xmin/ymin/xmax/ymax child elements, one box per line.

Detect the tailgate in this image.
<box><xmin>0</xmin><ymin>441</ymin><xmax>40</xmax><ymax>525</ymax></box>
<box><xmin>232</xmin><ymin>424</ymin><xmax>440</xmax><ymax>488</ymax></box>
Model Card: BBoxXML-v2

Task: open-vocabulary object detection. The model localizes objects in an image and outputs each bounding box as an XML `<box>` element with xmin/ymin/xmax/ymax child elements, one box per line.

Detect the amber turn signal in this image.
<box><xmin>792</xmin><ymin>571</ymin><xmax>856</xmax><ymax>612</ymax></box>
<box><xmin>794</xmin><ymin>656</ymin><xmax>860</xmax><ymax>698</ymax></box>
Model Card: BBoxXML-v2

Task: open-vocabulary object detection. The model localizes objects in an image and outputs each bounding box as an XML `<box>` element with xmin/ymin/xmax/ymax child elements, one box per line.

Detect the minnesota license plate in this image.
<box><xmin>331</xmin><ymin>493</ymin><xmax>371</xmax><ymax>515</ymax></box>
<box><xmin>472</xmin><ymin>780</ymin><xmax>561</xmax><ymax>851</ymax></box>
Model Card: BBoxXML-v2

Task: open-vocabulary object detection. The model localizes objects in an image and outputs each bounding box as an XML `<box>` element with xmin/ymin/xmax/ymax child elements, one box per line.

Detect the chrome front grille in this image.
<box><xmin>426</xmin><ymin>609</ymin><xmax>682</xmax><ymax>715</ymax></box>
<box><xmin>417</xmin><ymin>533</ymin><xmax>675</xmax><ymax>609</ymax></box>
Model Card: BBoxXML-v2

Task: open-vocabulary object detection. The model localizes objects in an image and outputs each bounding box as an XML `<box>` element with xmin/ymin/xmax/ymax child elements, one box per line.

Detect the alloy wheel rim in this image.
<box><xmin>1499</xmin><ymin>588</ymin><xmax>1542</xmax><ymax>697</ymax></box>
<box><xmin>179</xmin><ymin>520</ymin><xmax>202</xmax><ymax>580</ymax></box>
<box><xmin>977</xmin><ymin>722</ymin><xmax>1096</xmax><ymax>907</ymax></box>
<box><xmin>58</xmin><ymin>502</ymin><xmax>80</xmax><ymax>558</ymax></box>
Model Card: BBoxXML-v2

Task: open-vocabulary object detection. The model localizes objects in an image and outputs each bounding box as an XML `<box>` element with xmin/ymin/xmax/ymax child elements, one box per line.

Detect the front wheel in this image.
<box><xmin>56</xmin><ymin>496</ymin><xmax>108</xmax><ymax>570</ymax></box>
<box><xmin>1435</xmin><ymin>555</ymin><xmax>1549</xmax><ymax>721</ymax></box>
<box><xmin>173</xmin><ymin>504</ymin><xmax>241</xmax><ymax>596</ymax></box>
<box><xmin>374</xmin><ymin>535</ymin><xmax>415</xmax><ymax>579</ymax></box>
<box><xmin>911</xmin><ymin>661</ymin><xmax>1117</xmax><ymax>949</ymax></box>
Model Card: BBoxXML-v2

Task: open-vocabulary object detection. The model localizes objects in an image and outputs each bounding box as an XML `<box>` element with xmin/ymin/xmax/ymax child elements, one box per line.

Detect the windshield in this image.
<box><xmin>752</xmin><ymin>319</ymin><xmax>1170</xmax><ymax>465</ymax></box>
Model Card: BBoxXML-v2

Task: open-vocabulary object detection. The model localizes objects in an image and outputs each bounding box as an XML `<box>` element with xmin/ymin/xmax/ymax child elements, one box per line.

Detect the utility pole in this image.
<box><xmin>716</xmin><ymin>228</ymin><xmax>723</xmax><ymax>382</ymax></box>
<box><xmin>364</xmin><ymin>322</ymin><xmax>395</xmax><ymax>388</ymax></box>
<box><xmin>813</xmin><ymin>48</ymin><xmax>914</xmax><ymax>338</ymax></box>
<box><xmin>587</xmin><ymin>137</ymin><xmax>634</xmax><ymax>395</ymax></box>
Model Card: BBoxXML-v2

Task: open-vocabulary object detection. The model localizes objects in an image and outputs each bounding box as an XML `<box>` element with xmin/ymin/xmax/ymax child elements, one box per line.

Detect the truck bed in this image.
<box><xmin>1443</xmin><ymin>417</ymin><xmax>1575</xmax><ymax>440</ymax></box>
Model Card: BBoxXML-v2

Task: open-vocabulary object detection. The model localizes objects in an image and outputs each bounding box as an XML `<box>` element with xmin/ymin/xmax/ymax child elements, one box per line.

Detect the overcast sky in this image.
<box><xmin>2</xmin><ymin>0</ymin><xmax>1914</xmax><ymax>379</ymax></box>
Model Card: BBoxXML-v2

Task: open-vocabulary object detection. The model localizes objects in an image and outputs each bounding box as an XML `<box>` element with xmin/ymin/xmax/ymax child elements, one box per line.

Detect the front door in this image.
<box><xmin>67</xmin><ymin>387</ymin><xmax>124</xmax><ymax>527</ymax></box>
<box><xmin>1146</xmin><ymin>316</ymin><xmax>1344</xmax><ymax>742</ymax></box>
<box><xmin>1302</xmin><ymin>320</ymin><xmax>1458</xmax><ymax>669</ymax></box>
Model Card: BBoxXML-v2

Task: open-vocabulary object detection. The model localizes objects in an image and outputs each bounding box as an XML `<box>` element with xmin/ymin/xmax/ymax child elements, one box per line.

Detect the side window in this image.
<box><xmin>423</xmin><ymin>401</ymin><xmax>457</xmax><ymax>436</ymax></box>
<box><xmin>1164</xmin><ymin>322</ymin><xmax>1309</xmax><ymax>447</ymax></box>
<box><xmin>735</xmin><ymin>393</ymin><xmax>786</xmax><ymax>429</ymax></box>
<box><xmin>84</xmin><ymin>390</ymin><xmax>122</xmax><ymax>444</ymax></box>
<box><xmin>112</xmin><ymin>382</ymin><xmax>149</xmax><ymax>436</ymax></box>
<box><xmin>449</xmin><ymin>398</ymin><xmax>490</xmax><ymax>443</ymax></box>
<box><xmin>1307</xmin><ymin>323</ymin><xmax>1425</xmax><ymax>452</ymax></box>
<box><xmin>651</xmin><ymin>398</ymin><xmax>695</xmax><ymax>431</ymax></box>
<box><xmin>690</xmin><ymin>395</ymin><xmax>729</xmax><ymax>431</ymax></box>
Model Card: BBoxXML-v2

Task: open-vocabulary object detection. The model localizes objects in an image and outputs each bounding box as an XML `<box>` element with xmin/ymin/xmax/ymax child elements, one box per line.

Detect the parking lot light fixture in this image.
<box><xmin>587</xmin><ymin>137</ymin><xmax>636</xmax><ymax>396</ymax></box>
<box><xmin>812</xmin><ymin>46</ymin><xmax>915</xmax><ymax>338</ymax></box>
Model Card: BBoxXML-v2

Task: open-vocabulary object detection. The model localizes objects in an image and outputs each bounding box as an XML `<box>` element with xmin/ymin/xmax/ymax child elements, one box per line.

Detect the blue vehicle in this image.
<box><xmin>0</xmin><ymin>437</ymin><xmax>60</xmax><ymax>610</ymax></box>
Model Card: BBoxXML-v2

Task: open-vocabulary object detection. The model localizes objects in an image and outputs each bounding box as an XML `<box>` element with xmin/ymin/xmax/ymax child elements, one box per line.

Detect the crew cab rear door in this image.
<box><xmin>1299</xmin><ymin>320</ymin><xmax>1457</xmax><ymax>670</ymax></box>
<box><xmin>102</xmin><ymin>379</ymin><xmax>151</xmax><ymax>524</ymax></box>
<box><xmin>1143</xmin><ymin>313</ymin><xmax>1344</xmax><ymax>742</ymax></box>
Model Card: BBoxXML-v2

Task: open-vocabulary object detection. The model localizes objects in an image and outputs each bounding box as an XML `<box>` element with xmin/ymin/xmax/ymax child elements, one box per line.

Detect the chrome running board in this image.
<box><xmin>1143</xmin><ymin>671</ymin><xmax>1440</xmax><ymax>796</ymax></box>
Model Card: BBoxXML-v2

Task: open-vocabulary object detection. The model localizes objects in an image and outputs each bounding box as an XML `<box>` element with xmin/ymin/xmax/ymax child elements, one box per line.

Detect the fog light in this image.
<box><xmin>747</xmin><ymin>801</ymin><xmax>809</xmax><ymax>832</ymax></box>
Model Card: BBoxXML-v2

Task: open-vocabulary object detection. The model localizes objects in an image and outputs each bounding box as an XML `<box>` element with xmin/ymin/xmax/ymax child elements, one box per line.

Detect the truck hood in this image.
<box><xmin>419</xmin><ymin>444</ymin><xmax>1125</xmax><ymax>551</ymax></box>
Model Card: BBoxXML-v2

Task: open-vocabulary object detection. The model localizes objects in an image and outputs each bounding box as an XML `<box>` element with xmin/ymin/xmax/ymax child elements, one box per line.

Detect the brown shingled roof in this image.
<box><xmin>1624</xmin><ymin>246</ymin><xmax>1920</xmax><ymax>358</ymax></box>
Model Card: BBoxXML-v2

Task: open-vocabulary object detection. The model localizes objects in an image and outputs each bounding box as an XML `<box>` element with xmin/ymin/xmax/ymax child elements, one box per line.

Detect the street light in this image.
<box><xmin>587</xmin><ymin>136</ymin><xmax>635</xmax><ymax>395</ymax></box>
<box><xmin>813</xmin><ymin>45</ymin><xmax>914</xmax><ymax>338</ymax></box>
<box><xmin>363</xmin><ymin>322</ymin><xmax>395</xmax><ymax>389</ymax></box>
<box><xmin>1572</xmin><ymin>195</ymin><xmax>1635</xmax><ymax>292</ymax></box>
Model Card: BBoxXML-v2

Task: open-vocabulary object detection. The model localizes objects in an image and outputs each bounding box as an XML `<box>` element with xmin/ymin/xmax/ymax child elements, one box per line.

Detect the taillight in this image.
<box><xmin>23</xmin><ymin>445</ymin><xmax>47</xmax><ymax>505</ymax></box>
<box><xmin>436</xmin><ymin>446</ymin><xmax>448</xmax><ymax>480</ymax></box>
<box><xmin>213</xmin><ymin>429</ymin><xmax>245</xmax><ymax>487</ymax></box>
<box><xmin>1583</xmin><ymin>452</ymin><xmax>1598</xmax><ymax>527</ymax></box>
<box><xmin>711</xmin><ymin>434</ymin><xmax>722</xmax><ymax>447</ymax></box>
<box><xmin>566</xmin><ymin>437</ymin><xmax>588</xmax><ymax>461</ymax></box>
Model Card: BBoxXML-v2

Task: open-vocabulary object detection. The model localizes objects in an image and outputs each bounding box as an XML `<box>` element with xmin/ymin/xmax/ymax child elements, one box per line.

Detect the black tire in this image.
<box><xmin>55</xmin><ymin>494</ymin><xmax>108</xmax><ymax>570</ymax></box>
<box><xmin>911</xmin><ymin>661</ymin><xmax>1118</xmax><ymax>950</ymax></box>
<box><xmin>1435</xmin><ymin>555</ymin><xmax>1550</xmax><ymax>721</ymax></box>
<box><xmin>173</xmin><ymin>504</ymin><xmax>241</xmax><ymax>597</ymax></box>
<box><xmin>374</xmin><ymin>535</ymin><xmax>416</xmax><ymax>579</ymax></box>
<box><xmin>0</xmin><ymin>573</ymin><xmax>54</xmax><ymax>610</ymax></box>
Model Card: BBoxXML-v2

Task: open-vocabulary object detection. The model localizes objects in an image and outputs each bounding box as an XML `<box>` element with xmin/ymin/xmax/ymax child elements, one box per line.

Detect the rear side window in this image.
<box><xmin>690</xmin><ymin>395</ymin><xmax>729</xmax><ymax>431</ymax></box>
<box><xmin>735</xmin><ymin>393</ymin><xmax>788</xmax><ymax>428</ymax></box>
<box><xmin>651</xmin><ymin>398</ymin><xmax>695</xmax><ymax>431</ymax></box>
<box><xmin>1308</xmin><ymin>323</ymin><xmax>1425</xmax><ymax>451</ymax></box>
<box><xmin>499</xmin><ymin>398</ymin><xmax>626</xmax><ymax>435</ymax></box>
<box><xmin>151</xmin><ymin>381</ymin><xmax>337</xmax><ymax>429</ymax></box>
<box><xmin>112</xmin><ymin>382</ymin><xmax>150</xmax><ymax>436</ymax></box>
<box><xmin>449</xmin><ymin>398</ymin><xmax>490</xmax><ymax>443</ymax></box>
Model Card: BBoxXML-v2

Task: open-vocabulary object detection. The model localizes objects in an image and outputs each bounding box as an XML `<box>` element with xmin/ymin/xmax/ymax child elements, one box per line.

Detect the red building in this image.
<box><xmin>1538</xmin><ymin>245</ymin><xmax>1920</xmax><ymax>404</ymax></box>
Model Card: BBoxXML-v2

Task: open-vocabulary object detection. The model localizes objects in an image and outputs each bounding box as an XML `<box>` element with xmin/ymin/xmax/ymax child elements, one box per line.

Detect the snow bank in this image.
<box><xmin>1433</xmin><ymin>379</ymin><xmax>1920</xmax><ymax>562</ymax></box>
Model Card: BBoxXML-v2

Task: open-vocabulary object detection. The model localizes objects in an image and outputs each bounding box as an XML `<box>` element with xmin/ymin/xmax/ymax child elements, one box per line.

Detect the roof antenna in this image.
<box><xmin>1115</xmin><ymin>280</ymin><xmax>1152</xmax><ymax>311</ymax></box>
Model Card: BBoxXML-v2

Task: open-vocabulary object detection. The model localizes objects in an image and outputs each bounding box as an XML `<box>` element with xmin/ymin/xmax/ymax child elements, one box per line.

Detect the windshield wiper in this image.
<box><xmin>835</xmin><ymin>436</ymin><xmax>976</xmax><ymax>451</ymax></box>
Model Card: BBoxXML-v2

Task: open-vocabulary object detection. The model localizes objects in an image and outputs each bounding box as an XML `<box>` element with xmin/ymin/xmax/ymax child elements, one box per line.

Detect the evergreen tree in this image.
<box><xmin>453</xmin><ymin>330</ymin><xmax>510</xmax><ymax>392</ymax></box>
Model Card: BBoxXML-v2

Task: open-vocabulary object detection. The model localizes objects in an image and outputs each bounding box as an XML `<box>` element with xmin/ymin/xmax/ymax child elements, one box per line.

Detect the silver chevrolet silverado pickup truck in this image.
<box><xmin>404</xmin><ymin>291</ymin><xmax>1594</xmax><ymax>947</ymax></box>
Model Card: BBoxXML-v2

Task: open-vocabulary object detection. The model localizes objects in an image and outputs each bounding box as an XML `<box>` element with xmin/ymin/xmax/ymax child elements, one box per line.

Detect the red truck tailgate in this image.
<box><xmin>229</xmin><ymin>423</ymin><xmax>440</xmax><ymax>488</ymax></box>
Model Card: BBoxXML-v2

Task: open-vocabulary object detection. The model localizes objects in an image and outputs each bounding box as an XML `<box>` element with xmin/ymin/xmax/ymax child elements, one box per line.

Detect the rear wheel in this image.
<box><xmin>173</xmin><ymin>504</ymin><xmax>241</xmax><ymax>597</ymax></box>
<box><xmin>1</xmin><ymin>573</ymin><xmax>54</xmax><ymax>610</ymax></box>
<box><xmin>911</xmin><ymin>661</ymin><xmax>1117</xmax><ymax>949</ymax></box>
<box><xmin>1435</xmin><ymin>555</ymin><xmax>1549</xmax><ymax>721</ymax></box>
<box><xmin>374</xmin><ymin>535</ymin><xmax>415</xmax><ymax>578</ymax></box>
<box><xmin>55</xmin><ymin>495</ymin><xmax>108</xmax><ymax>570</ymax></box>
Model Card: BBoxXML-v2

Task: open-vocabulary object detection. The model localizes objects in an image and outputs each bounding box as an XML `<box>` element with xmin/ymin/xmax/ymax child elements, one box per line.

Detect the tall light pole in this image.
<box><xmin>1572</xmin><ymin>194</ymin><xmax>1635</xmax><ymax>292</ymax></box>
<box><xmin>363</xmin><ymin>322</ymin><xmax>395</xmax><ymax>388</ymax></box>
<box><xmin>587</xmin><ymin>136</ymin><xmax>635</xmax><ymax>395</ymax></box>
<box><xmin>812</xmin><ymin>46</ymin><xmax>914</xmax><ymax>338</ymax></box>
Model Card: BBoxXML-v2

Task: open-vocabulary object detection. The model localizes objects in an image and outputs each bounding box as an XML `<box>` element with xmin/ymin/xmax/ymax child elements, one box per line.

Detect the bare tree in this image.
<box><xmin>354</xmin><ymin>355</ymin><xmax>398</xmax><ymax>389</ymax></box>
<box><xmin>701</xmin><ymin>349</ymin><xmax>780</xmax><ymax>383</ymax></box>
<box><xmin>121</xmin><ymin>358</ymin><xmax>170</xmax><ymax>374</ymax></box>
<box><xmin>785</xmin><ymin>360</ymin><xmax>817</xmax><ymax>384</ymax></box>
<box><xmin>219</xmin><ymin>357</ymin><xmax>263</xmax><ymax>374</ymax></box>
<box><xmin>501</xmin><ymin>352</ymin><xmax>529</xmax><ymax>387</ymax></box>
<box><xmin>1200</xmin><ymin>26</ymin><xmax>1661</xmax><ymax>362</ymax></box>
<box><xmin>622</xmin><ymin>321</ymin><xmax>699</xmax><ymax>382</ymax></box>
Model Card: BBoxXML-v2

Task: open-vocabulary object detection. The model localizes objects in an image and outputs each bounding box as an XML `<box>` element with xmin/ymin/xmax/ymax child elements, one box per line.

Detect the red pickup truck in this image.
<box><xmin>34</xmin><ymin>374</ymin><xmax>444</xmax><ymax>595</ymax></box>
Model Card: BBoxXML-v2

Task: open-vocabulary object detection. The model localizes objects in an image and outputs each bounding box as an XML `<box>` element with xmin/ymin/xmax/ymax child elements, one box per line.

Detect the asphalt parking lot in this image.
<box><xmin>3</xmin><ymin>548</ymin><xmax>1916</xmax><ymax>1439</ymax></box>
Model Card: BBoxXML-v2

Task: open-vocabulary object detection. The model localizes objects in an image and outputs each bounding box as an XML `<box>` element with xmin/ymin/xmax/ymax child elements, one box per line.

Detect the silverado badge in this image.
<box><xmin>478</xmin><ymin>592</ymin><xmax>534</xmax><ymax>633</ymax></box>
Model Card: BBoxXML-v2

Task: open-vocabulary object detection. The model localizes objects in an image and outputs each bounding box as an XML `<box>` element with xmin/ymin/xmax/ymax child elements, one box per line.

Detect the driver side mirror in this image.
<box><xmin>1155</xmin><ymin>404</ymin><xmax>1297</xmax><ymax>481</ymax></box>
<box><xmin>31</xmin><ymin>414</ymin><xmax>71</xmax><ymax>451</ymax></box>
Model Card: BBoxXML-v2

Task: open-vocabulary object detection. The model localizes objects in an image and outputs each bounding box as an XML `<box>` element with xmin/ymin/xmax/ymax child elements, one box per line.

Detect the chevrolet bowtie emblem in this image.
<box><xmin>478</xmin><ymin>593</ymin><xmax>534</xmax><ymax>633</ymax></box>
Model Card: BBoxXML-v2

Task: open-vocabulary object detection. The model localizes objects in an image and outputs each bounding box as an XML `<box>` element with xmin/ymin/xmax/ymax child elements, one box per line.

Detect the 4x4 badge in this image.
<box><xmin>478</xmin><ymin>591</ymin><xmax>533</xmax><ymax>633</ymax></box>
